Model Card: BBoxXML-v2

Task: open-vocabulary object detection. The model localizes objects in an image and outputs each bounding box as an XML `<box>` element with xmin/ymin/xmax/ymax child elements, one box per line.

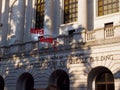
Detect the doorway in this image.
<box><xmin>16</xmin><ymin>72</ymin><xmax>34</xmax><ymax>90</ymax></box>
<box><xmin>95</xmin><ymin>72</ymin><xmax>114</xmax><ymax>90</ymax></box>
<box><xmin>49</xmin><ymin>69</ymin><xmax>69</xmax><ymax>90</ymax></box>
<box><xmin>88</xmin><ymin>66</ymin><xmax>114</xmax><ymax>90</ymax></box>
<box><xmin>0</xmin><ymin>76</ymin><xmax>4</xmax><ymax>90</ymax></box>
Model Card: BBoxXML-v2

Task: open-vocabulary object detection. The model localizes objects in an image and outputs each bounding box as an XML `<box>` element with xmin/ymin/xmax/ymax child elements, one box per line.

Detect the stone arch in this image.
<box><xmin>16</xmin><ymin>72</ymin><xmax>34</xmax><ymax>90</ymax></box>
<box><xmin>0</xmin><ymin>75</ymin><xmax>4</xmax><ymax>90</ymax></box>
<box><xmin>113</xmin><ymin>70</ymin><xmax>120</xmax><ymax>90</ymax></box>
<box><xmin>87</xmin><ymin>66</ymin><xmax>114</xmax><ymax>90</ymax></box>
<box><xmin>49</xmin><ymin>69</ymin><xmax>70</xmax><ymax>90</ymax></box>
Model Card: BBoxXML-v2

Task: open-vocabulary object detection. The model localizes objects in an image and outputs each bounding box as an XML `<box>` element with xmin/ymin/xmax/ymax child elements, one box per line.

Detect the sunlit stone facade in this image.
<box><xmin>0</xmin><ymin>0</ymin><xmax>120</xmax><ymax>90</ymax></box>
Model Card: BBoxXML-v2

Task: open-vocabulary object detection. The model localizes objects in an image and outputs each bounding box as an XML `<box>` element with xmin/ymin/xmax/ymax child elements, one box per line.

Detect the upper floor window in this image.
<box><xmin>64</xmin><ymin>0</ymin><xmax>78</xmax><ymax>24</ymax></box>
<box><xmin>105</xmin><ymin>22</ymin><xmax>113</xmax><ymax>28</ymax></box>
<box><xmin>104</xmin><ymin>22</ymin><xmax>114</xmax><ymax>37</ymax></box>
<box><xmin>98</xmin><ymin>0</ymin><xmax>119</xmax><ymax>16</ymax></box>
<box><xmin>35</xmin><ymin>0</ymin><xmax>45</xmax><ymax>29</ymax></box>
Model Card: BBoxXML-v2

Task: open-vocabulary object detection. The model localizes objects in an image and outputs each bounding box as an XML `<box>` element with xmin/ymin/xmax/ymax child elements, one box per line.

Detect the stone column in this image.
<box><xmin>10</xmin><ymin>0</ymin><xmax>25</xmax><ymax>44</ymax></box>
<box><xmin>1</xmin><ymin>0</ymin><xmax>9</xmax><ymax>45</ymax></box>
<box><xmin>0</xmin><ymin>0</ymin><xmax>2</xmax><ymax>21</ymax></box>
<box><xmin>52</xmin><ymin>0</ymin><xmax>61</xmax><ymax>37</ymax></box>
<box><xmin>24</xmin><ymin>0</ymin><xmax>33</xmax><ymax>42</ymax></box>
<box><xmin>78</xmin><ymin>0</ymin><xmax>87</xmax><ymax>29</ymax></box>
<box><xmin>87</xmin><ymin>0</ymin><xmax>94</xmax><ymax>30</ymax></box>
<box><xmin>0</xmin><ymin>0</ymin><xmax>2</xmax><ymax>45</ymax></box>
<box><xmin>44</xmin><ymin>0</ymin><xmax>53</xmax><ymax>36</ymax></box>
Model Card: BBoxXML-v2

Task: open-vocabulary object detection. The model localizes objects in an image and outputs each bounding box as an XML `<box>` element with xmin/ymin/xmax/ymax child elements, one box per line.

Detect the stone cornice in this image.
<box><xmin>85</xmin><ymin>36</ymin><xmax>120</xmax><ymax>47</ymax></box>
<box><xmin>1</xmin><ymin>36</ymin><xmax>120</xmax><ymax>60</ymax></box>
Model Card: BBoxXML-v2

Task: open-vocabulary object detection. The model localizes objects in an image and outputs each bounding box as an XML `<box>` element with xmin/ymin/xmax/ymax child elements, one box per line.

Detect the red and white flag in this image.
<box><xmin>30</xmin><ymin>28</ymin><xmax>44</xmax><ymax>35</ymax></box>
<box><xmin>39</xmin><ymin>36</ymin><xmax>53</xmax><ymax>43</ymax></box>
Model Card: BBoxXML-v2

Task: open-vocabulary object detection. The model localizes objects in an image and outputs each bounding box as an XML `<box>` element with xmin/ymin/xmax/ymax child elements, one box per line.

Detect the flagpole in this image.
<box><xmin>30</xmin><ymin>28</ymin><xmax>57</xmax><ymax>69</ymax></box>
<box><xmin>37</xmin><ymin>35</ymin><xmax>39</xmax><ymax>62</ymax></box>
<box><xmin>53</xmin><ymin>39</ymin><xmax>58</xmax><ymax>70</ymax></box>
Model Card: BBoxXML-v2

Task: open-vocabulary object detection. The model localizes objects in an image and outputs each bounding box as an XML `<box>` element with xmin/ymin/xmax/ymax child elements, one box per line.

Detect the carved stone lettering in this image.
<box><xmin>15</xmin><ymin>54</ymin><xmax>114</xmax><ymax>70</ymax></box>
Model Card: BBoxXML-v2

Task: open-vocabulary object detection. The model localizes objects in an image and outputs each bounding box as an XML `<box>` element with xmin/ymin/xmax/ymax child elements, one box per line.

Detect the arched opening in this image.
<box><xmin>49</xmin><ymin>69</ymin><xmax>69</xmax><ymax>90</ymax></box>
<box><xmin>0</xmin><ymin>76</ymin><xmax>4</xmax><ymax>90</ymax></box>
<box><xmin>16</xmin><ymin>72</ymin><xmax>34</xmax><ymax>90</ymax></box>
<box><xmin>88</xmin><ymin>66</ymin><xmax>114</xmax><ymax>90</ymax></box>
<box><xmin>95</xmin><ymin>72</ymin><xmax>114</xmax><ymax>90</ymax></box>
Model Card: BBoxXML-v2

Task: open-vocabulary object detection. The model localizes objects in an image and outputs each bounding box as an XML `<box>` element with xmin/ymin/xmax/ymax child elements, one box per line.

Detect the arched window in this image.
<box><xmin>95</xmin><ymin>72</ymin><xmax>114</xmax><ymax>90</ymax></box>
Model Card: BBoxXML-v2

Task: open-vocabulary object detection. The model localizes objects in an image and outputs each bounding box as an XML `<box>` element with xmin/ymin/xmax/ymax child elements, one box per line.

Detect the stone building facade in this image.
<box><xmin>0</xmin><ymin>0</ymin><xmax>120</xmax><ymax>90</ymax></box>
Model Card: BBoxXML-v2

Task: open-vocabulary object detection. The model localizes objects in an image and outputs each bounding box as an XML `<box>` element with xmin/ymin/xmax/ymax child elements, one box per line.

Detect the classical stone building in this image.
<box><xmin>0</xmin><ymin>0</ymin><xmax>120</xmax><ymax>90</ymax></box>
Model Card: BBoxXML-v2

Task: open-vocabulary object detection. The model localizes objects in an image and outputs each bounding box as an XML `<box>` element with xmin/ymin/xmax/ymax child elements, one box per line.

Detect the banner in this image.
<box><xmin>30</xmin><ymin>28</ymin><xmax>44</xmax><ymax>35</ymax></box>
<box><xmin>39</xmin><ymin>36</ymin><xmax>53</xmax><ymax>43</ymax></box>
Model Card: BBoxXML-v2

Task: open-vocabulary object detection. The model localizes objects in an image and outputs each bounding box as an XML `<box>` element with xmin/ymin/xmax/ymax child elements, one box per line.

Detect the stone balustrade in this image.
<box><xmin>104</xmin><ymin>27</ymin><xmax>114</xmax><ymax>38</ymax></box>
<box><xmin>86</xmin><ymin>30</ymin><xmax>95</xmax><ymax>41</ymax></box>
<box><xmin>0</xmin><ymin>25</ymin><xmax>120</xmax><ymax>58</ymax></box>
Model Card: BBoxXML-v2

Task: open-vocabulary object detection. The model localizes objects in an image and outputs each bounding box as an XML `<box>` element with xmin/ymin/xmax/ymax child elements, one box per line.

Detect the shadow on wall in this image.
<box><xmin>114</xmin><ymin>71</ymin><xmax>120</xmax><ymax>90</ymax></box>
<box><xmin>0</xmin><ymin>0</ymin><xmax>93</xmax><ymax>90</ymax></box>
<box><xmin>0</xmin><ymin>0</ymin><xmax>9</xmax><ymax>45</ymax></box>
<box><xmin>0</xmin><ymin>1</ymin><xmax>37</xmax><ymax>90</ymax></box>
<box><xmin>35</xmin><ymin>1</ymin><xmax>91</xmax><ymax>90</ymax></box>
<box><xmin>0</xmin><ymin>75</ymin><xmax>4</xmax><ymax>90</ymax></box>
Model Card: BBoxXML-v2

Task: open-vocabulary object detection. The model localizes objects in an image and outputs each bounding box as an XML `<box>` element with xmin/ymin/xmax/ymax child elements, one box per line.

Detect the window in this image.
<box><xmin>105</xmin><ymin>22</ymin><xmax>113</xmax><ymax>28</ymax></box>
<box><xmin>104</xmin><ymin>22</ymin><xmax>114</xmax><ymax>37</ymax></box>
<box><xmin>65</xmin><ymin>30</ymin><xmax>75</xmax><ymax>43</ymax></box>
<box><xmin>95</xmin><ymin>72</ymin><xmax>114</xmax><ymax>90</ymax></box>
<box><xmin>98</xmin><ymin>0</ymin><xmax>119</xmax><ymax>16</ymax></box>
<box><xmin>35</xmin><ymin>0</ymin><xmax>45</xmax><ymax>29</ymax></box>
<box><xmin>64</xmin><ymin>0</ymin><xmax>78</xmax><ymax>24</ymax></box>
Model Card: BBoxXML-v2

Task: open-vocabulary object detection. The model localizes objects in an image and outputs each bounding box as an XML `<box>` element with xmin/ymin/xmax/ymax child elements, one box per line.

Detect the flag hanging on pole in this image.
<box><xmin>39</xmin><ymin>36</ymin><xmax>53</xmax><ymax>43</ymax></box>
<box><xmin>31</xmin><ymin>28</ymin><xmax>54</xmax><ymax>43</ymax></box>
<box><xmin>30</xmin><ymin>28</ymin><xmax>44</xmax><ymax>35</ymax></box>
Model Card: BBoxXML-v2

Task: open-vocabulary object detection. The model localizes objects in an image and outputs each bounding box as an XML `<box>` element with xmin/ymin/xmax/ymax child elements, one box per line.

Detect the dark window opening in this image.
<box><xmin>105</xmin><ymin>22</ymin><xmax>113</xmax><ymax>28</ymax></box>
<box><xmin>68</xmin><ymin>30</ymin><xmax>75</xmax><ymax>35</ymax></box>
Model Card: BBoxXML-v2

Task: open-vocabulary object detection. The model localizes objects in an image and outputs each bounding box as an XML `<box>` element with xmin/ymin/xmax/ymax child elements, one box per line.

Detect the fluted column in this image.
<box><xmin>78</xmin><ymin>0</ymin><xmax>87</xmax><ymax>29</ymax></box>
<box><xmin>44</xmin><ymin>0</ymin><xmax>53</xmax><ymax>36</ymax></box>
<box><xmin>10</xmin><ymin>0</ymin><xmax>25</xmax><ymax>44</ymax></box>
